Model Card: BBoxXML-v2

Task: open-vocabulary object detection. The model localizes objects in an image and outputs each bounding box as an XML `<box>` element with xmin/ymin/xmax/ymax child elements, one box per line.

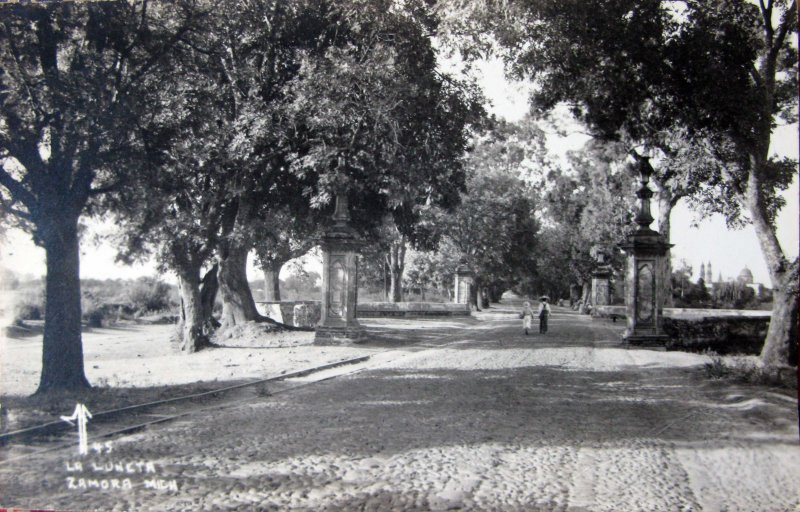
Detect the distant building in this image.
<box><xmin>737</xmin><ymin>266</ymin><xmax>754</xmax><ymax>285</ymax></box>
<box><xmin>699</xmin><ymin>261</ymin><xmax>769</xmax><ymax>301</ymax></box>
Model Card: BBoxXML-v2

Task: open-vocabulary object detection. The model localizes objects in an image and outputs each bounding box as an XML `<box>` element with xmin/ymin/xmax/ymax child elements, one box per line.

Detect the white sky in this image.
<box><xmin>1</xmin><ymin>58</ymin><xmax>797</xmax><ymax>288</ymax></box>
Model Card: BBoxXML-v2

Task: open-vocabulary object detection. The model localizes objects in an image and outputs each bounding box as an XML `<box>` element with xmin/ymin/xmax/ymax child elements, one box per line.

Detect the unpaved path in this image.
<box><xmin>1</xmin><ymin>300</ymin><xmax>798</xmax><ymax>511</ymax></box>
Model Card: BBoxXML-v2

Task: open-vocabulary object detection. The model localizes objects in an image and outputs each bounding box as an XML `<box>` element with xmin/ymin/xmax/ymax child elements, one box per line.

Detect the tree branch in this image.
<box><xmin>771</xmin><ymin>0</ymin><xmax>796</xmax><ymax>54</ymax></box>
<box><xmin>1</xmin><ymin>19</ymin><xmax>46</xmax><ymax>121</ymax></box>
<box><xmin>759</xmin><ymin>0</ymin><xmax>774</xmax><ymax>41</ymax></box>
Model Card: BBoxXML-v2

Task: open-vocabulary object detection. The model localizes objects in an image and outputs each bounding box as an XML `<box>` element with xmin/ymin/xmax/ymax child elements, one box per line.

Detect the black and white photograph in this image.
<box><xmin>0</xmin><ymin>0</ymin><xmax>798</xmax><ymax>510</ymax></box>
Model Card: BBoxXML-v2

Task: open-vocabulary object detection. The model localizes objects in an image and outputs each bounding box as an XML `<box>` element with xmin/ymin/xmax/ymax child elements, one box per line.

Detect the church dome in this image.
<box><xmin>738</xmin><ymin>266</ymin><xmax>754</xmax><ymax>284</ymax></box>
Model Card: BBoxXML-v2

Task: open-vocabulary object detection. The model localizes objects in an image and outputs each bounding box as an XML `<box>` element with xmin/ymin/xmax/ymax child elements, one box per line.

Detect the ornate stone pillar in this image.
<box><xmin>315</xmin><ymin>194</ymin><xmax>365</xmax><ymax>344</ymax></box>
<box><xmin>453</xmin><ymin>262</ymin><xmax>474</xmax><ymax>306</ymax></box>
<box><xmin>618</xmin><ymin>156</ymin><xmax>672</xmax><ymax>346</ymax></box>
<box><xmin>591</xmin><ymin>246</ymin><xmax>612</xmax><ymax>316</ymax></box>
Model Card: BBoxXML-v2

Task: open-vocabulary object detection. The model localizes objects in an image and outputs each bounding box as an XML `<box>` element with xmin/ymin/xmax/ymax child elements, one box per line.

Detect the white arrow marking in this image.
<box><xmin>61</xmin><ymin>403</ymin><xmax>92</xmax><ymax>456</ymax></box>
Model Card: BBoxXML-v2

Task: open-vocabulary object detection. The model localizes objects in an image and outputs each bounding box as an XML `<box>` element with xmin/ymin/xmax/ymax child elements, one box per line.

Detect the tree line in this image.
<box><xmin>0</xmin><ymin>0</ymin><xmax>484</xmax><ymax>393</ymax></box>
<box><xmin>0</xmin><ymin>0</ymin><xmax>796</xmax><ymax>395</ymax></box>
<box><xmin>438</xmin><ymin>0</ymin><xmax>797</xmax><ymax>367</ymax></box>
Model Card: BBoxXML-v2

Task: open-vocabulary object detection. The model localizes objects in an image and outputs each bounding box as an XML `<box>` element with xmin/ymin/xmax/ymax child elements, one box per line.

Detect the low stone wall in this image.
<box><xmin>594</xmin><ymin>306</ymin><xmax>770</xmax><ymax>355</ymax></box>
<box><xmin>256</xmin><ymin>301</ymin><xmax>321</xmax><ymax>327</ymax></box>
<box><xmin>357</xmin><ymin>302</ymin><xmax>470</xmax><ymax>318</ymax></box>
<box><xmin>662</xmin><ymin>316</ymin><xmax>770</xmax><ymax>355</ymax></box>
<box><xmin>594</xmin><ymin>305</ymin><xmax>627</xmax><ymax>321</ymax></box>
<box><xmin>594</xmin><ymin>305</ymin><xmax>772</xmax><ymax>321</ymax></box>
<box><xmin>256</xmin><ymin>301</ymin><xmax>470</xmax><ymax>325</ymax></box>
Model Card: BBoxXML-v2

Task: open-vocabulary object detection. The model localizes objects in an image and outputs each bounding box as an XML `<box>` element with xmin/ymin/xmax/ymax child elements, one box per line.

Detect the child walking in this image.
<box><xmin>520</xmin><ymin>301</ymin><xmax>534</xmax><ymax>335</ymax></box>
<box><xmin>538</xmin><ymin>296</ymin><xmax>551</xmax><ymax>334</ymax></box>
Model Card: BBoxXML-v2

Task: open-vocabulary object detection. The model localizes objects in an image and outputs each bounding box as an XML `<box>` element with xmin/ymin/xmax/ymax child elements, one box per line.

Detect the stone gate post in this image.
<box><xmin>591</xmin><ymin>246</ymin><xmax>613</xmax><ymax>316</ymax></box>
<box><xmin>315</xmin><ymin>194</ymin><xmax>365</xmax><ymax>344</ymax></box>
<box><xmin>618</xmin><ymin>156</ymin><xmax>672</xmax><ymax>346</ymax></box>
<box><xmin>453</xmin><ymin>262</ymin><xmax>474</xmax><ymax>306</ymax></box>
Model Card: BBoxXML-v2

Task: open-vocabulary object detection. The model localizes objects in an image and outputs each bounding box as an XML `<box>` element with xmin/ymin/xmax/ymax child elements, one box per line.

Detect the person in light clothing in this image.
<box><xmin>538</xmin><ymin>296</ymin><xmax>551</xmax><ymax>334</ymax></box>
<box><xmin>520</xmin><ymin>301</ymin><xmax>534</xmax><ymax>335</ymax></box>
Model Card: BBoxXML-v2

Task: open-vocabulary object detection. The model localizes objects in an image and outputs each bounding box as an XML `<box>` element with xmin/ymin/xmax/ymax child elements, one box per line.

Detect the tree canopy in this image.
<box><xmin>441</xmin><ymin>0</ymin><xmax>798</xmax><ymax>365</ymax></box>
<box><xmin>0</xmin><ymin>1</ymin><xmax>198</xmax><ymax>391</ymax></box>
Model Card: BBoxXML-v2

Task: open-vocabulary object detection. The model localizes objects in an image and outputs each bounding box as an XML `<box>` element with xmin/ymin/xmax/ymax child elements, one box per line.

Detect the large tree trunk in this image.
<box><xmin>386</xmin><ymin>239</ymin><xmax>406</xmax><ymax>303</ymax></box>
<box><xmin>480</xmin><ymin>287</ymin><xmax>490</xmax><ymax>309</ymax></box>
<box><xmin>569</xmin><ymin>283</ymin><xmax>581</xmax><ymax>307</ymax></box>
<box><xmin>217</xmin><ymin>243</ymin><xmax>263</xmax><ymax>328</ymax></box>
<box><xmin>36</xmin><ymin>214</ymin><xmax>90</xmax><ymax>393</ymax></box>
<box><xmin>177</xmin><ymin>264</ymin><xmax>210</xmax><ymax>353</ymax></box>
<box><xmin>748</xmin><ymin>8</ymin><xmax>797</xmax><ymax>367</ymax></box>
<box><xmin>200</xmin><ymin>264</ymin><xmax>220</xmax><ymax>332</ymax></box>
<box><xmin>262</xmin><ymin>263</ymin><xmax>282</xmax><ymax>302</ymax></box>
<box><xmin>656</xmin><ymin>184</ymin><xmax>675</xmax><ymax>308</ymax></box>
<box><xmin>579</xmin><ymin>280</ymin><xmax>591</xmax><ymax>314</ymax></box>
<box><xmin>470</xmin><ymin>276</ymin><xmax>481</xmax><ymax>311</ymax></box>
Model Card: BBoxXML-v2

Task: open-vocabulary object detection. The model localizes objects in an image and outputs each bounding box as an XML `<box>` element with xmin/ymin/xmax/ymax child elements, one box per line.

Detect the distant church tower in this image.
<box><xmin>699</xmin><ymin>262</ymin><xmax>705</xmax><ymax>282</ymax></box>
<box><xmin>706</xmin><ymin>262</ymin><xmax>713</xmax><ymax>284</ymax></box>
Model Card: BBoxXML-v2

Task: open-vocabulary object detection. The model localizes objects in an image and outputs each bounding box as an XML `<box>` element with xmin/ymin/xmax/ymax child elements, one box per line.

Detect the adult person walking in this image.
<box><xmin>538</xmin><ymin>296</ymin><xmax>551</xmax><ymax>334</ymax></box>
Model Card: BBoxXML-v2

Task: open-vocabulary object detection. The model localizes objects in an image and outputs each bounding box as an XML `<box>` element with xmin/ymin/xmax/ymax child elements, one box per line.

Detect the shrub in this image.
<box><xmin>705</xmin><ymin>355</ymin><xmax>796</xmax><ymax>389</ymax></box>
<box><xmin>126</xmin><ymin>277</ymin><xmax>176</xmax><ymax>314</ymax></box>
<box><xmin>81</xmin><ymin>294</ymin><xmax>106</xmax><ymax>327</ymax></box>
<box><xmin>12</xmin><ymin>290</ymin><xmax>44</xmax><ymax>324</ymax></box>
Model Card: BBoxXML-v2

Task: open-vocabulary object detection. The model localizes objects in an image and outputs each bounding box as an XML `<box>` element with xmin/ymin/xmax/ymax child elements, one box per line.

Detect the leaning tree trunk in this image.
<box><xmin>758</xmin><ymin>263</ymin><xmax>798</xmax><ymax>366</ymax></box>
<box><xmin>36</xmin><ymin>213</ymin><xmax>91</xmax><ymax>393</ymax></box>
<box><xmin>217</xmin><ymin>243</ymin><xmax>263</xmax><ymax>329</ymax></box>
<box><xmin>746</xmin><ymin>167</ymin><xmax>799</xmax><ymax>366</ymax></box>
<box><xmin>177</xmin><ymin>263</ymin><xmax>210</xmax><ymax>353</ymax></box>
<box><xmin>386</xmin><ymin>239</ymin><xmax>406</xmax><ymax>303</ymax></box>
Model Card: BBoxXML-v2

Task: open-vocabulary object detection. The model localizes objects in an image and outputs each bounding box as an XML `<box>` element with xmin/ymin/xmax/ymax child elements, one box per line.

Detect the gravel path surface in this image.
<box><xmin>1</xmin><ymin>301</ymin><xmax>798</xmax><ymax>511</ymax></box>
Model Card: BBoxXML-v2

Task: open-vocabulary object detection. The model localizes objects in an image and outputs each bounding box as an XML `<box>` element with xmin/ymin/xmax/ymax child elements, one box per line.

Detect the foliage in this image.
<box><xmin>0</xmin><ymin>1</ymin><xmax>194</xmax><ymax>239</ymax></box>
<box><xmin>13</xmin><ymin>289</ymin><xmax>44</xmax><ymax>324</ymax></box>
<box><xmin>0</xmin><ymin>1</ymin><xmax>200</xmax><ymax>390</ymax></box>
<box><xmin>530</xmin><ymin>140</ymin><xmax>634</xmax><ymax>301</ymax></box>
<box><xmin>404</xmin><ymin>247</ymin><xmax>455</xmax><ymax>300</ymax></box>
<box><xmin>125</xmin><ymin>277</ymin><xmax>176</xmax><ymax>314</ymax></box>
<box><xmin>705</xmin><ymin>355</ymin><xmax>796</xmax><ymax>390</ymax></box>
<box><xmin>282</xmin><ymin>270</ymin><xmax>321</xmax><ymax>300</ymax></box>
<box><xmin>109</xmin><ymin>0</ymin><xmax>485</xmax><ymax>332</ymax></box>
<box><xmin>430</xmin><ymin>117</ymin><xmax>546</xmax><ymax>298</ymax></box>
<box><xmin>443</xmin><ymin>0</ymin><xmax>798</xmax><ymax>364</ymax></box>
<box><xmin>286</xmin><ymin>0</ymin><xmax>486</xmax><ymax>242</ymax></box>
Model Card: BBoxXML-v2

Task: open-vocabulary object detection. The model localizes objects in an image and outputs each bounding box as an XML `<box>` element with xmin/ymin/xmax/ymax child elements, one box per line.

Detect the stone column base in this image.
<box><xmin>314</xmin><ymin>325</ymin><xmax>365</xmax><ymax>345</ymax></box>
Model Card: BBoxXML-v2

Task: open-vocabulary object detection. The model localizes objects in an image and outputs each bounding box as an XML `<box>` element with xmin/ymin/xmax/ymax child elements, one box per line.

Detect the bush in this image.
<box><xmin>663</xmin><ymin>316</ymin><xmax>769</xmax><ymax>355</ymax></box>
<box><xmin>12</xmin><ymin>290</ymin><xmax>44</xmax><ymax>324</ymax></box>
<box><xmin>81</xmin><ymin>294</ymin><xmax>107</xmax><ymax>327</ymax></box>
<box><xmin>705</xmin><ymin>355</ymin><xmax>796</xmax><ymax>389</ymax></box>
<box><xmin>126</xmin><ymin>277</ymin><xmax>176</xmax><ymax>314</ymax></box>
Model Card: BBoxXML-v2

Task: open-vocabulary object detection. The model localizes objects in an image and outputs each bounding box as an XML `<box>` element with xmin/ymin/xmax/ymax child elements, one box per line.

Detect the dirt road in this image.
<box><xmin>1</xmin><ymin>300</ymin><xmax>798</xmax><ymax>511</ymax></box>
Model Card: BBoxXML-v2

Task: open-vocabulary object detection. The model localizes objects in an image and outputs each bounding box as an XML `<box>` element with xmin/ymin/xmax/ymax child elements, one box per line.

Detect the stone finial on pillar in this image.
<box><xmin>618</xmin><ymin>155</ymin><xmax>673</xmax><ymax>346</ymax></box>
